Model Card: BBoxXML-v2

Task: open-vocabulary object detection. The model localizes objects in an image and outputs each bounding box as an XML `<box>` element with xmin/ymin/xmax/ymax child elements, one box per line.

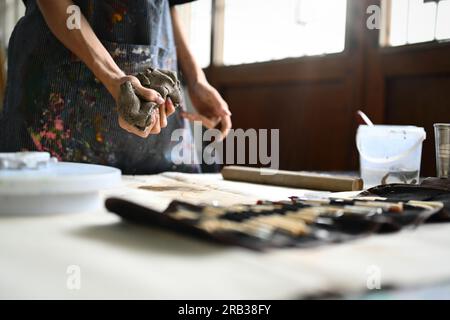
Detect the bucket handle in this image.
<box><xmin>356</xmin><ymin>132</ymin><xmax>426</xmax><ymax>164</ymax></box>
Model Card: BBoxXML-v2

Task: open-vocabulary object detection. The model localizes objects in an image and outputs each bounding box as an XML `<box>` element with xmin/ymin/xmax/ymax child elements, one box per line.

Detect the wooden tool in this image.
<box><xmin>221</xmin><ymin>166</ymin><xmax>364</xmax><ymax>192</ymax></box>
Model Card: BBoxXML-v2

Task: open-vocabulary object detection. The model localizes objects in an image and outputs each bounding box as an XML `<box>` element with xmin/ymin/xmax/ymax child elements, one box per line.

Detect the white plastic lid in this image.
<box><xmin>357</xmin><ymin>125</ymin><xmax>426</xmax><ymax>136</ymax></box>
<box><xmin>356</xmin><ymin>125</ymin><xmax>426</xmax><ymax>164</ymax></box>
<box><xmin>0</xmin><ymin>162</ymin><xmax>121</xmax><ymax>195</ymax></box>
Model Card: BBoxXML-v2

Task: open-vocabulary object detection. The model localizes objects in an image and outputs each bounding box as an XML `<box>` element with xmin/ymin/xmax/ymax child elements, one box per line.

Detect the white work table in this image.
<box><xmin>1</xmin><ymin>173</ymin><xmax>450</xmax><ymax>299</ymax></box>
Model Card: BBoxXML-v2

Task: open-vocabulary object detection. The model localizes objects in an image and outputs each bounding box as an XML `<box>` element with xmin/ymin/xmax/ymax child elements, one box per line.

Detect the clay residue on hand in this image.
<box><xmin>118</xmin><ymin>67</ymin><xmax>182</xmax><ymax>131</ymax></box>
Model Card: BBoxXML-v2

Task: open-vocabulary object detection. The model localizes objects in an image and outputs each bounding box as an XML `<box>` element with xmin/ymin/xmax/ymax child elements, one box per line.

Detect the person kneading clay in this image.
<box><xmin>0</xmin><ymin>0</ymin><xmax>231</xmax><ymax>174</ymax></box>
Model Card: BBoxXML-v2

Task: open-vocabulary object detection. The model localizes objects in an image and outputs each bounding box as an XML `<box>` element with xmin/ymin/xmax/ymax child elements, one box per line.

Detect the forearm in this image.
<box><xmin>170</xmin><ymin>7</ymin><xmax>206</xmax><ymax>87</ymax></box>
<box><xmin>170</xmin><ymin>7</ymin><xmax>231</xmax><ymax>137</ymax></box>
<box><xmin>37</xmin><ymin>0</ymin><xmax>124</xmax><ymax>99</ymax></box>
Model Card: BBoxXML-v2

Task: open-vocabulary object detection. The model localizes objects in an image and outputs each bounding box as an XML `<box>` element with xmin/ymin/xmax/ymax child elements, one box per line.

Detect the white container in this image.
<box><xmin>356</xmin><ymin>125</ymin><xmax>426</xmax><ymax>188</ymax></box>
<box><xmin>0</xmin><ymin>161</ymin><xmax>121</xmax><ymax>215</ymax></box>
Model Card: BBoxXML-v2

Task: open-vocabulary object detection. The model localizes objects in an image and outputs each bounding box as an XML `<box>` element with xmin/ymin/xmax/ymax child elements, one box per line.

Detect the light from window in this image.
<box><xmin>387</xmin><ymin>0</ymin><xmax>450</xmax><ymax>46</ymax></box>
<box><xmin>222</xmin><ymin>0</ymin><xmax>348</xmax><ymax>66</ymax></box>
<box><xmin>0</xmin><ymin>0</ymin><xmax>26</xmax><ymax>49</ymax></box>
<box><xmin>436</xmin><ymin>0</ymin><xmax>450</xmax><ymax>40</ymax></box>
<box><xmin>176</xmin><ymin>0</ymin><xmax>212</xmax><ymax>68</ymax></box>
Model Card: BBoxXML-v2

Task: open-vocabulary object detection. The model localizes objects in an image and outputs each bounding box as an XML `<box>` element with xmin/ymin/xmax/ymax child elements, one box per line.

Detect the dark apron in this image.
<box><xmin>0</xmin><ymin>0</ymin><xmax>199</xmax><ymax>174</ymax></box>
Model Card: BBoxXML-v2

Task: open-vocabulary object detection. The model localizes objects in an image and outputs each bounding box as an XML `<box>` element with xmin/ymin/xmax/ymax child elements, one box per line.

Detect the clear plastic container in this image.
<box><xmin>356</xmin><ymin>125</ymin><xmax>426</xmax><ymax>189</ymax></box>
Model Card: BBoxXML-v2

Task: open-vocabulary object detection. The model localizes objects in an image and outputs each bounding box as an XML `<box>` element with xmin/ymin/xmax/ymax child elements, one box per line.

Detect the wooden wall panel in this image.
<box><xmin>223</xmin><ymin>81</ymin><xmax>355</xmax><ymax>171</ymax></box>
<box><xmin>385</xmin><ymin>75</ymin><xmax>450</xmax><ymax>176</ymax></box>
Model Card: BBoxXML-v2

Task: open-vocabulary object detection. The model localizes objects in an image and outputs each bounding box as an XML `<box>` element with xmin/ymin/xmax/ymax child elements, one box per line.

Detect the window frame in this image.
<box><xmin>379</xmin><ymin>0</ymin><xmax>450</xmax><ymax>49</ymax></box>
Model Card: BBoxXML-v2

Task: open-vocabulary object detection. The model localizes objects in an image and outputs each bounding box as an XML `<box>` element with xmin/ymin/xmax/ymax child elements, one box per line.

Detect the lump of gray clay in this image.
<box><xmin>118</xmin><ymin>67</ymin><xmax>182</xmax><ymax>131</ymax></box>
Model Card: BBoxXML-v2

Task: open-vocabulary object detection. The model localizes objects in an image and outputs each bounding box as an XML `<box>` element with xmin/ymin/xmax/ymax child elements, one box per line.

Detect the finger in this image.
<box><xmin>218</xmin><ymin>115</ymin><xmax>232</xmax><ymax>141</ymax></box>
<box><xmin>127</xmin><ymin>124</ymin><xmax>152</xmax><ymax>138</ymax></box>
<box><xmin>138</xmin><ymin>87</ymin><xmax>165</xmax><ymax>105</ymax></box>
<box><xmin>216</xmin><ymin>96</ymin><xmax>232</xmax><ymax>117</ymax></box>
<box><xmin>180</xmin><ymin>111</ymin><xmax>216</xmax><ymax>128</ymax></box>
<box><xmin>118</xmin><ymin>114</ymin><xmax>153</xmax><ymax>138</ymax></box>
<box><xmin>165</xmin><ymin>97</ymin><xmax>176</xmax><ymax>116</ymax></box>
<box><xmin>129</xmin><ymin>77</ymin><xmax>165</xmax><ymax>105</ymax></box>
<box><xmin>209</xmin><ymin>90</ymin><xmax>231</xmax><ymax>117</ymax></box>
<box><xmin>150</xmin><ymin>112</ymin><xmax>161</xmax><ymax>134</ymax></box>
<box><xmin>159</xmin><ymin>104</ymin><xmax>167</xmax><ymax>128</ymax></box>
<box><xmin>180</xmin><ymin>111</ymin><xmax>220</xmax><ymax>129</ymax></box>
<box><xmin>118</xmin><ymin>116</ymin><xmax>152</xmax><ymax>138</ymax></box>
<box><xmin>140</xmin><ymin>125</ymin><xmax>153</xmax><ymax>138</ymax></box>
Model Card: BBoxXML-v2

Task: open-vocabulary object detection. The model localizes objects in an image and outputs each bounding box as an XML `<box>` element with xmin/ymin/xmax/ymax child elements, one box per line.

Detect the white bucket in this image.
<box><xmin>356</xmin><ymin>125</ymin><xmax>426</xmax><ymax>188</ymax></box>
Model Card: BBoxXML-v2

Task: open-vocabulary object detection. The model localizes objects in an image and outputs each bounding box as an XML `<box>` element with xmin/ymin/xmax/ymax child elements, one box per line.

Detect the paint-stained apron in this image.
<box><xmin>0</xmin><ymin>0</ymin><xmax>199</xmax><ymax>174</ymax></box>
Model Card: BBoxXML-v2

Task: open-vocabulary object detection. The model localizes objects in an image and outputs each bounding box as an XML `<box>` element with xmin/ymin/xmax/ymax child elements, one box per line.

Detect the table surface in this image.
<box><xmin>1</xmin><ymin>172</ymin><xmax>450</xmax><ymax>299</ymax></box>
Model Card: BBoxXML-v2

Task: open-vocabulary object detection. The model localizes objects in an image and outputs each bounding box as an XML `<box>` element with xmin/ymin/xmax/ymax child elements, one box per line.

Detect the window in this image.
<box><xmin>0</xmin><ymin>0</ymin><xmax>26</xmax><ymax>50</ymax></box>
<box><xmin>176</xmin><ymin>0</ymin><xmax>212</xmax><ymax>68</ymax></box>
<box><xmin>178</xmin><ymin>0</ymin><xmax>348</xmax><ymax>67</ymax></box>
<box><xmin>222</xmin><ymin>0</ymin><xmax>348</xmax><ymax>65</ymax></box>
<box><xmin>384</xmin><ymin>0</ymin><xmax>450</xmax><ymax>47</ymax></box>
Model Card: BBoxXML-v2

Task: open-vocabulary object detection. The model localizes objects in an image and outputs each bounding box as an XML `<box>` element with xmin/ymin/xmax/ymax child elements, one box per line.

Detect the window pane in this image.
<box><xmin>386</xmin><ymin>0</ymin><xmax>450</xmax><ymax>47</ymax></box>
<box><xmin>407</xmin><ymin>0</ymin><xmax>437</xmax><ymax>44</ymax></box>
<box><xmin>222</xmin><ymin>0</ymin><xmax>347</xmax><ymax>66</ymax></box>
<box><xmin>0</xmin><ymin>0</ymin><xmax>26</xmax><ymax>49</ymax></box>
<box><xmin>436</xmin><ymin>0</ymin><xmax>450</xmax><ymax>40</ymax></box>
<box><xmin>190</xmin><ymin>0</ymin><xmax>212</xmax><ymax>68</ymax></box>
<box><xmin>177</xmin><ymin>0</ymin><xmax>212</xmax><ymax>68</ymax></box>
<box><xmin>389</xmin><ymin>0</ymin><xmax>409</xmax><ymax>46</ymax></box>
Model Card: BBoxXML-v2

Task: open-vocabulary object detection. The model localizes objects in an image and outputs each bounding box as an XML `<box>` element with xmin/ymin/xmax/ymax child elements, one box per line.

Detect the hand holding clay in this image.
<box><xmin>117</xmin><ymin>68</ymin><xmax>182</xmax><ymax>137</ymax></box>
<box><xmin>182</xmin><ymin>80</ymin><xmax>232</xmax><ymax>141</ymax></box>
